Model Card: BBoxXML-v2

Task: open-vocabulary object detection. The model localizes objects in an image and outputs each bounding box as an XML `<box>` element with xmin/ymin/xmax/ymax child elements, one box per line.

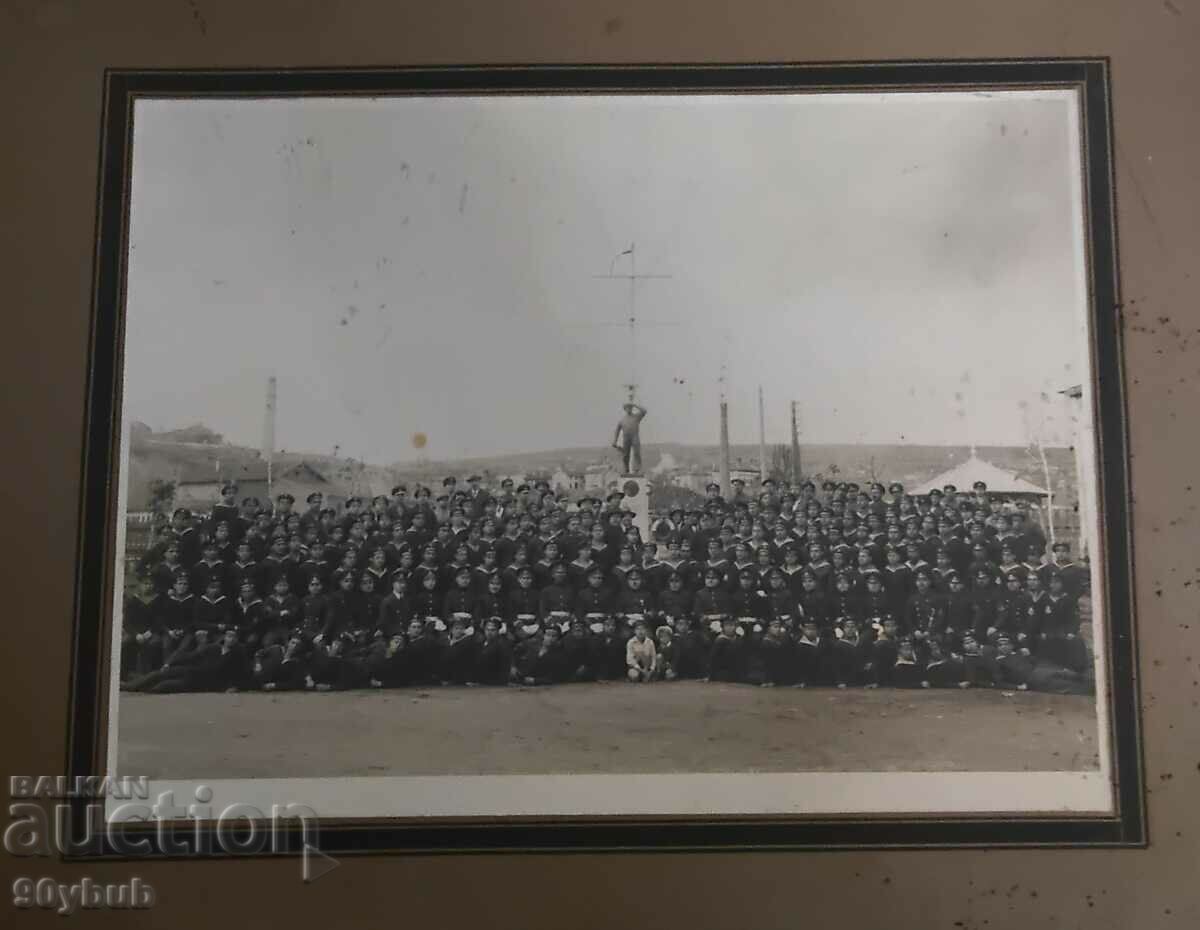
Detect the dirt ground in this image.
<box><xmin>117</xmin><ymin>682</ymin><xmax>1099</xmax><ymax>778</ymax></box>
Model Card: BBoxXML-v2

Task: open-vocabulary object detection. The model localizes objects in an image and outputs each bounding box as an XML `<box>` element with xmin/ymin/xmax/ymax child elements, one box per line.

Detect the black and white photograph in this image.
<box><xmin>103</xmin><ymin>78</ymin><xmax>1120</xmax><ymax>823</ymax></box>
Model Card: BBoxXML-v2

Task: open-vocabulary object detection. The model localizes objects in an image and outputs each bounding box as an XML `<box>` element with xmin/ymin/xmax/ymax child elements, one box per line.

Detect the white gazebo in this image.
<box><xmin>909</xmin><ymin>454</ymin><xmax>1049</xmax><ymax>499</ymax></box>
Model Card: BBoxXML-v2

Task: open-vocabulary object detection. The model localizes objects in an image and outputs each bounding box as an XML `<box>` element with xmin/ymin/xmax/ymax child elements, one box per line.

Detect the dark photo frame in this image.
<box><xmin>68</xmin><ymin>58</ymin><xmax>1143</xmax><ymax>856</ymax></box>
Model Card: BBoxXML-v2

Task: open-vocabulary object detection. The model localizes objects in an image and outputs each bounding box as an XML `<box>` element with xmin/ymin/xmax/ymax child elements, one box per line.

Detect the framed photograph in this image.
<box><xmin>70</xmin><ymin>59</ymin><xmax>1142</xmax><ymax>855</ymax></box>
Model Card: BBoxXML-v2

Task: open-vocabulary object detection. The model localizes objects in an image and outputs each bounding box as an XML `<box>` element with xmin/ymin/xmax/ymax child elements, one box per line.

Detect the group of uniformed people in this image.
<box><xmin>120</xmin><ymin>473</ymin><xmax>1094</xmax><ymax>696</ymax></box>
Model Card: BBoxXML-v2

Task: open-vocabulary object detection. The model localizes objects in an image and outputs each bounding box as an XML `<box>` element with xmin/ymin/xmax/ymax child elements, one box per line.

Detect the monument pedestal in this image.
<box><xmin>619</xmin><ymin>475</ymin><xmax>651</xmax><ymax>543</ymax></box>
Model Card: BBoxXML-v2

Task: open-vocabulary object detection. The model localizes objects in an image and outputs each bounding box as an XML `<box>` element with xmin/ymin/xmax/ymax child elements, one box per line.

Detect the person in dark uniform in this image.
<box><xmin>692</xmin><ymin>566</ymin><xmax>732</xmax><ymax>630</ymax></box>
<box><xmin>659</xmin><ymin>537</ymin><xmax>696</xmax><ymax>590</ymax></box>
<box><xmin>297</xmin><ymin>491</ymin><xmax>324</xmax><ymax>533</ymax></box>
<box><xmin>258</xmin><ymin>535</ymin><xmax>291</xmax><ymax>595</ymax></box>
<box><xmin>410</xmin><ymin>571</ymin><xmax>443</xmax><ymax>627</ymax></box>
<box><xmin>707</xmin><ymin>616</ymin><xmax>745</xmax><ymax>683</ymax></box>
<box><xmin>123</xmin><ymin>628</ymin><xmax>250</xmax><ymax>693</ymax></box>
<box><xmin>156</xmin><ymin>571</ymin><xmax>199</xmax><ymax>664</ymax></box>
<box><xmin>122</xmin><ymin>593</ymin><xmax>162</xmax><ymax>677</ymax></box>
<box><xmin>473</xmin><ymin>573</ymin><xmax>505</xmax><ymax>625</ymax></box>
<box><xmin>560</xmin><ymin>617</ymin><xmax>597</xmax><ymax>682</ymax></box>
<box><xmin>865</xmin><ymin>616</ymin><xmax>902</xmax><ymax>687</ymax></box>
<box><xmin>929</xmin><ymin>547</ymin><xmax>958</xmax><ymax>594</ymax></box>
<box><xmin>193</xmin><ymin>577</ymin><xmax>233</xmax><ymax>637</ymax></box>
<box><xmin>272</xmin><ymin>492</ymin><xmax>296</xmax><ymax>525</ymax></box>
<box><xmin>403</xmin><ymin>509</ymin><xmax>433</xmax><ymax>555</ymax></box>
<box><xmin>190</xmin><ymin>540</ymin><xmax>229</xmax><ymax>600</ymax></box>
<box><xmin>517</xmin><ymin>626</ymin><xmax>568</xmax><ymax>686</ymax></box>
<box><xmin>941</xmin><ymin>571</ymin><xmax>974</xmax><ymax>647</ymax></box>
<box><xmin>317</xmin><ymin>570</ymin><xmax>355</xmax><ymax>642</ymax></box>
<box><xmin>764</xmin><ymin>567</ymin><xmax>797</xmax><ymax>626</ymax></box>
<box><xmin>921</xmin><ymin>638</ymin><xmax>968</xmax><ymax>688</ymax></box>
<box><xmin>377</xmin><ymin>572</ymin><xmax>412</xmax><ymax>637</ymax></box>
<box><xmin>442</xmin><ymin>565</ymin><xmax>477</xmax><ymax>623</ymax></box>
<box><xmin>798</xmin><ymin>567</ymin><xmax>836</xmax><ymax>632</ymax></box>
<box><xmin>754</xmin><ymin>618</ymin><xmax>794</xmax><ymax>686</ymax></box>
<box><xmin>229</xmin><ymin>578</ymin><xmax>269</xmax><ymax>647</ymax></box>
<box><xmin>792</xmin><ymin>618</ymin><xmax>827</xmax><ymax>687</ymax></box>
<box><xmin>1043</xmin><ymin>541</ymin><xmax>1089</xmax><ymax>599</ymax></box>
<box><xmin>231</xmin><ymin>496</ymin><xmax>258</xmax><ymax>542</ymax></box>
<box><xmin>730</xmin><ymin>569</ymin><xmax>767</xmax><ymax>624</ymax></box>
<box><xmin>992</xmin><ymin>634</ymin><xmax>1093</xmax><ymax>695</ymax></box>
<box><xmin>171</xmin><ymin>508</ymin><xmax>203</xmax><ymax>569</ymax></box>
<box><xmin>210</xmin><ymin>483</ymin><xmax>242</xmax><ymax>541</ymax></box>
<box><xmin>881</xmin><ymin>547</ymin><xmax>913</xmax><ymax>620</ymax></box>
<box><xmin>310</xmin><ymin>635</ymin><xmax>371</xmax><ymax>691</ymax></box>
<box><xmin>404</xmin><ymin>618</ymin><xmax>444</xmax><ymax>686</ymax></box>
<box><xmin>993</xmin><ymin>571</ymin><xmax>1026</xmax><ymax>641</ymax></box>
<box><xmin>670</xmin><ymin>615</ymin><xmax>707</xmax><ymax>679</ymax></box>
<box><xmin>904</xmin><ymin>569</ymin><xmax>946</xmax><ymax>643</ymax></box>
<box><xmin>566</xmin><ymin>540</ymin><xmax>600</xmax><ymax>590</ymax></box>
<box><xmin>575</xmin><ymin>566</ymin><xmax>612</xmax><ymax>617</ymax></box>
<box><xmin>262</xmin><ymin>575</ymin><xmax>301</xmax><ymax>641</ymax></box>
<box><xmin>589</xmin><ymin>615</ymin><xmax>626</xmax><ymax>681</ymax></box>
<box><xmin>296</xmin><ymin>575</ymin><xmax>329</xmax><ymax>640</ymax></box>
<box><xmin>149</xmin><ymin>542</ymin><xmax>186</xmax><ymax>597</ymax></box>
<box><xmin>442</xmin><ymin>616</ymin><xmax>479</xmax><ymax>684</ymax></box>
<box><xmin>411</xmin><ymin>544</ymin><xmax>443</xmax><ymax>596</ymax></box>
<box><xmin>890</xmin><ymin>637</ymin><xmax>926</xmax><ymax>688</ymax></box>
<box><xmin>506</xmin><ymin>566</ymin><xmax>541</xmax><ymax>626</ymax></box>
<box><xmin>614</xmin><ymin>568</ymin><xmax>656</xmax><ymax>622</ymax></box>
<box><xmin>657</xmin><ymin>571</ymin><xmax>692</xmax><ymax>624</ymax></box>
<box><xmin>1008</xmin><ymin>510</ymin><xmax>1045</xmax><ymax>563</ymax></box>
<box><xmin>473</xmin><ymin>617</ymin><xmax>514</xmax><ymax>685</ymax></box>
<box><xmin>298</xmin><ymin>540</ymin><xmax>332</xmax><ymax>593</ymax></box>
<box><xmin>1039</xmin><ymin>573</ymin><xmax>1089</xmax><ymax>672</ymax></box>
<box><xmin>831</xmin><ymin>618</ymin><xmax>869</xmax><ymax>688</ymax></box>
<box><xmin>255</xmin><ymin>634</ymin><xmax>312</xmax><ymax>691</ymax></box>
<box><xmin>366</xmin><ymin>633</ymin><xmax>411</xmax><ymax>688</ymax></box>
<box><xmin>779</xmin><ymin>544</ymin><xmax>807</xmax><ymax>598</ymax></box>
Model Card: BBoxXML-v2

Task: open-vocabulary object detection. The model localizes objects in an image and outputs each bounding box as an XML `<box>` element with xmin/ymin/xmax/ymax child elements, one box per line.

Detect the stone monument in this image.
<box><xmin>611</xmin><ymin>401</ymin><xmax>650</xmax><ymax>541</ymax></box>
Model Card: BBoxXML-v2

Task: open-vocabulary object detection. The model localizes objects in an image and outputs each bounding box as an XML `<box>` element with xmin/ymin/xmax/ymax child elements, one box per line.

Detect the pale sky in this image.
<box><xmin>123</xmin><ymin>90</ymin><xmax>1090</xmax><ymax>464</ymax></box>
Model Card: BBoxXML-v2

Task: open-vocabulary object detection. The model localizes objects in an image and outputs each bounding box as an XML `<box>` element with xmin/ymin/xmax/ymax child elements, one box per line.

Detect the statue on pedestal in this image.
<box><xmin>611</xmin><ymin>402</ymin><xmax>647</xmax><ymax>476</ymax></box>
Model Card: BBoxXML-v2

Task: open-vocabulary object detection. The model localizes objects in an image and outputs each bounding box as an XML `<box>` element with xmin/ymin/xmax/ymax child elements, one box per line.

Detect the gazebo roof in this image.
<box><xmin>909</xmin><ymin>454</ymin><xmax>1049</xmax><ymax>497</ymax></box>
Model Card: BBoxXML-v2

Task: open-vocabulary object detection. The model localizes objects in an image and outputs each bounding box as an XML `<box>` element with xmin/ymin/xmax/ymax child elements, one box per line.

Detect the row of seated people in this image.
<box><xmin>121</xmin><ymin>603</ymin><xmax>1093</xmax><ymax>696</ymax></box>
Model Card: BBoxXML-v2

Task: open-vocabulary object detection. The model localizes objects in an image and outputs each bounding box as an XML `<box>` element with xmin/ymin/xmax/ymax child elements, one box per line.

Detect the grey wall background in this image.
<box><xmin>1</xmin><ymin>2</ymin><xmax>1196</xmax><ymax>928</ymax></box>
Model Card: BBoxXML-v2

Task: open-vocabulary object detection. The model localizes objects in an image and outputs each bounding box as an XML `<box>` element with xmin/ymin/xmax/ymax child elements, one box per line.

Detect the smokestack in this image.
<box><xmin>758</xmin><ymin>385</ymin><xmax>767</xmax><ymax>483</ymax></box>
<box><xmin>263</xmin><ymin>376</ymin><xmax>276</xmax><ymax>501</ymax></box>
<box><xmin>719</xmin><ymin>400</ymin><xmax>731</xmax><ymax>498</ymax></box>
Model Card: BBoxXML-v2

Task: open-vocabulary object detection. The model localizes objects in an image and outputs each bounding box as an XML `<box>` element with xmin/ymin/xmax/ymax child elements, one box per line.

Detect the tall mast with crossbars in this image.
<box><xmin>592</xmin><ymin>243</ymin><xmax>674</xmax><ymax>402</ymax></box>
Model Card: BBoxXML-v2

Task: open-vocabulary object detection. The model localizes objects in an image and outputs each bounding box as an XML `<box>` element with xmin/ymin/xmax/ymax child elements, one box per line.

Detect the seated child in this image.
<box><xmin>626</xmin><ymin>620</ymin><xmax>657</xmax><ymax>682</ymax></box>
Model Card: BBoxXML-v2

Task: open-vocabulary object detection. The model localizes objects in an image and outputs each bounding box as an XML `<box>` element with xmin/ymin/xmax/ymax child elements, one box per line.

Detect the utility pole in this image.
<box><xmin>790</xmin><ymin>400</ymin><xmax>802</xmax><ymax>484</ymax></box>
<box><xmin>1033</xmin><ymin>434</ymin><xmax>1056</xmax><ymax>547</ymax></box>
<box><xmin>758</xmin><ymin>385</ymin><xmax>767</xmax><ymax>483</ymax></box>
<box><xmin>720</xmin><ymin>402</ymin><xmax>732</xmax><ymax>499</ymax></box>
<box><xmin>719</xmin><ymin>362</ymin><xmax>731</xmax><ymax>498</ymax></box>
<box><xmin>263</xmin><ymin>375</ymin><xmax>276</xmax><ymax>504</ymax></box>
<box><xmin>1060</xmin><ymin>384</ymin><xmax>1088</xmax><ymax>559</ymax></box>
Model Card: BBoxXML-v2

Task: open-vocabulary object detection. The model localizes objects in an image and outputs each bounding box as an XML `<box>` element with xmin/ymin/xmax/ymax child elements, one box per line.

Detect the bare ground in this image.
<box><xmin>116</xmin><ymin>682</ymin><xmax>1099</xmax><ymax>779</ymax></box>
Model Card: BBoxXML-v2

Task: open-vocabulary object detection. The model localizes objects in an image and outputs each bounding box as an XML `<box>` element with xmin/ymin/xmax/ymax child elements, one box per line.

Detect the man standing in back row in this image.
<box><xmin>611</xmin><ymin>401</ymin><xmax>648</xmax><ymax>475</ymax></box>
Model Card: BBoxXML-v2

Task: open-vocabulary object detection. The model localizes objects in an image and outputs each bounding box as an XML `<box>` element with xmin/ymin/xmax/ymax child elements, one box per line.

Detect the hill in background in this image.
<box><xmin>124</xmin><ymin>423</ymin><xmax>1077</xmax><ymax>512</ymax></box>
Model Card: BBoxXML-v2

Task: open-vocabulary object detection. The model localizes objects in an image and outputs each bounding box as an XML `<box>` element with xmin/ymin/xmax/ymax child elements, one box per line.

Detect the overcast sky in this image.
<box><xmin>123</xmin><ymin>90</ymin><xmax>1090</xmax><ymax>464</ymax></box>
